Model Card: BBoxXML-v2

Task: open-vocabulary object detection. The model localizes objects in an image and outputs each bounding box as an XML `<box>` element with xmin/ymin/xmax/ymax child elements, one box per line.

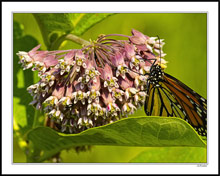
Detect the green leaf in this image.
<box><xmin>13</xmin><ymin>21</ymin><xmax>38</xmax><ymax>134</ymax></box>
<box><xmin>130</xmin><ymin>147</ymin><xmax>206</xmax><ymax>163</ymax></box>
<box><xmin>33</xmin><ymin>13</ymin><xmax>74</xmax><ymax>47</ymax></box>
<box><xmin>27</xmin><ymin>116</ymin><xmax>206</xmax><ymax>162</ymax></box>
<box><xmin>13</xmin><ymin>21</ymin><xmax>44</xmax><ymax>152</ymax></box>
<box><xmin>33</xmin><ymin>13</ymin><xmax>114</xmax><ymax>48</ymax></box>
<box><xmin>70</xmin><ymin>13</ymin><xmax>114</xmax><ymax>36</ymax></box>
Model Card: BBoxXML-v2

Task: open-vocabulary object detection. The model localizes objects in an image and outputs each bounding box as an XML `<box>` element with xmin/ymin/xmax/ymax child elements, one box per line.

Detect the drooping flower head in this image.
<box><xmin>17</xmin><ymin>29</ymin><xmax>167</xmax><ymax>134</ymax></box>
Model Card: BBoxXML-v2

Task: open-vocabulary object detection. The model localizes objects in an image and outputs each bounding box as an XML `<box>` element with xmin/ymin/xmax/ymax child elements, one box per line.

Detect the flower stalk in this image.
<box><xmin>50</xmin><ymin>33</ymin><xmax>90</xmax><ymax>50</ymax></box>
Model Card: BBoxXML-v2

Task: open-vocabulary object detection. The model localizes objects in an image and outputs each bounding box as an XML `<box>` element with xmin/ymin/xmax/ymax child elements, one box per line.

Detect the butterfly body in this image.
<box><xmin>147</xmin><ymin>64</ymin><xmax>164</xmax><ymax>88</ymax></box>
<box><xmin>144</xmin><ymin>64</ymin><xmax>207</xmax><ymax>136</ymax></box>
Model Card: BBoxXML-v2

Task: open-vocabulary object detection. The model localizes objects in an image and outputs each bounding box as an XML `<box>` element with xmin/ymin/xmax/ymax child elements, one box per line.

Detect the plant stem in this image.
<box><xmin>65</xmin><ymin>34</ymin><xmax>90</xmax><ymax>46</ymax></box>
<box><xmin>50</xmin><ymin>33</ymin><xmax>90</xmax><ymax>50</ymax></box>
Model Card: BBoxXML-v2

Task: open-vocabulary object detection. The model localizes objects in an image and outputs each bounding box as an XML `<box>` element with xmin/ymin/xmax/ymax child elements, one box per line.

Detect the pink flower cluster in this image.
<box><xmin>17</xmin><ymin>29</ymin><xmax>167</xmax><ymax>133</ymax></box>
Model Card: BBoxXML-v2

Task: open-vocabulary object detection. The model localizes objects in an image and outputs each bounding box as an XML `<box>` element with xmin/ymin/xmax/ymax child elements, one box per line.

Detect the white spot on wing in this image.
<box><xmin>200</xmin><ymin>97</ymin><xmax>206</xmax><ymax>102</ymax></box>
<box><xmin>177</xmin><ymin>104</ymin><xmax>181</xmax><ymax>109</ymax></box>
<box><xmin>196</xmin><ymin>107</ymin><xmax>202</xmax><ymax>113</ymax></box>
<box><xmin>183</xmin><ymin>111</ymin><xmax>186</xmax><ymax>116</ymax></box>
<box><xmin>189</xmin><ymin>99</ymin><xmax>194</xmax><ymax>104</ymax></box>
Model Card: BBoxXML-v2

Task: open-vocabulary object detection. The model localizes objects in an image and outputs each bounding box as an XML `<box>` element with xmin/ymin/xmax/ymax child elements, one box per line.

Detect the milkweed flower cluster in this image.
<box><xmin>17</xmin><ymin>29</ymin><xmax>167</xmax><ymax>134</ymax></box>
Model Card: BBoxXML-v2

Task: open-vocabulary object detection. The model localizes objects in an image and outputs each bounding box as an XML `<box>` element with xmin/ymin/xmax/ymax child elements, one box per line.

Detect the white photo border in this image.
<box><xmin>2</xmin><ymin>1</ymin><xmax>219</xmax><ymax>174</ymax></box>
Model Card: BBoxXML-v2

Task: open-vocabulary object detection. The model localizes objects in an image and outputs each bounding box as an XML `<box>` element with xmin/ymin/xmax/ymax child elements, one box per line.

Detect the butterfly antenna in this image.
<box><xmin>156</xmin><ymin>35</ymin><xmax>162</xmax><ymax>65</ymax></box>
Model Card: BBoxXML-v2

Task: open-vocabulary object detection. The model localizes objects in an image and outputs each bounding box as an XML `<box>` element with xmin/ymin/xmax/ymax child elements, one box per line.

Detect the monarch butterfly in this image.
<box><xmin>144</xmin><ymin>63</ymin><xmax>207</xmax><ymax>137</ymax></box>
<box><xmin>140</xmin><ymin>37</ymin><xmax>207</xmax><ymax>137</ymax></box>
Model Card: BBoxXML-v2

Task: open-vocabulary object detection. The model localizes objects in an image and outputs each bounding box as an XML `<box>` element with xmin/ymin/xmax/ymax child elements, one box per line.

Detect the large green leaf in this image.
<box><xmin>33</xmin><ymin>13</ymin><xmax>113</xmax><ymax>48</ymax></box>
<box><xmin>27</xmin><ymin>116</ymin><xmax>206</xmax><ymax>162</ymax></box>
<box><xmin>130</xmin><ymin>147</ymin><xmax>206</xmax><ymax>163</ymax></box>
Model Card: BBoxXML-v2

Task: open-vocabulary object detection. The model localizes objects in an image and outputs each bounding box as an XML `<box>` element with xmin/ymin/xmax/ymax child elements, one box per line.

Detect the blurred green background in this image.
<box><xmin>13</xmin><ymin>13</ymin><xmax>207</xmax><ymax>163</ymax></box>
